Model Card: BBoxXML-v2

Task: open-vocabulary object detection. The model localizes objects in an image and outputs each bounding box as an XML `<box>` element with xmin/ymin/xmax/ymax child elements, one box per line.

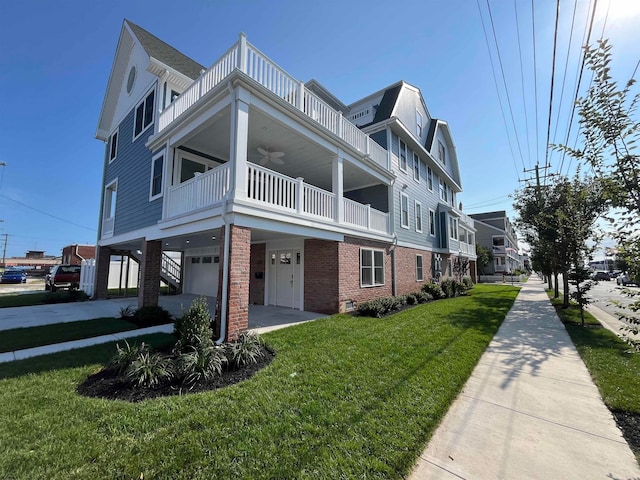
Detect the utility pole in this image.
<box><xmin>1</xmin><ymin>233</ymin><xmax>7</xmax><ymax>268</ymax></box>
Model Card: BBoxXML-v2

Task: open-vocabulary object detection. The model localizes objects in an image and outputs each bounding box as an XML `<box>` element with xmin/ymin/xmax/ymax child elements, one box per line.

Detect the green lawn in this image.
<box><xmin>0</xmin><ymin>284</ymin><xmax>519</xmax><ymax>479</ymax></box>
<box><xmin>0</xmin><ymin>318</ymin><xmax>138</xmax><ymax>353</ymax></box>
<box><xmin>547</xmin><ymin>292</ymin><xmax>640</xmax><ymax>461</ymax></box>
<box><xmin>0</xmin><ymin>291</ymin><xmax>55</xmax><ymax>308</ymax></box>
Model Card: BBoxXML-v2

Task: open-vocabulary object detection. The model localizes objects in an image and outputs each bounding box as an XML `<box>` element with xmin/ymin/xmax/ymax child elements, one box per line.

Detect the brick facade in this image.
<box><xmin>215</xmin><ymin>225</ymin><xmax>251</xmax><ymax>342</ymax></box>
<box><xmin>336</xmin><ymin>237</ymin><xmax>393</xmax><ymax>312</ymax></box>
<box><xmin>138</xmin><ymin>239</ymin><xmax>162</xmax><ymax>308</ymax></box>
<box><xmin>249</xmin><ymin>242</ymin><xmax>265</xmax><ymax>305</ymax></box>
<box><xmin>94</xmin><ymin>245</ymin><xmax>112</xmax><ymax>300</ymax></box>
<box><xmin>393</xmin><ymin>245</ymin><xmax>434</xmax><ymax>296</ymax></box>
<box><xmin>303</xmin><ymin>239</ymin><xmax>339</xmax><ymax>314</ymax></box>
<box><xmin>61</xmin><ymin>244</ymin><xmax>96</xmax><ymax>265</ymax></box>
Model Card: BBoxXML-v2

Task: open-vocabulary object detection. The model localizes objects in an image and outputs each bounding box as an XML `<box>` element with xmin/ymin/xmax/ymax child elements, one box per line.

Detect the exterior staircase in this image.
<box><xmin>121</xmin><ymin>249</ymin><xmax>182</xmax><ymax>293</ymax></box>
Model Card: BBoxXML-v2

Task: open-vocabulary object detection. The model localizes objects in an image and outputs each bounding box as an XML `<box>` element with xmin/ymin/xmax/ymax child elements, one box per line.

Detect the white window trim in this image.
<box><xmin>104</xmin><ymin>178</ymin><xmax>118</xmax><ymax>220</ymax></box>
<box><xmin>108</xmin><ymin>128</ymin><xmax>118</xmax><ymax>164</ymax></box>
<box><xmin>413</xmin><ymin>152</ymin><xmax>420</xmax><ymax>182</ymax></box>
<box><xmin>149</xmin><ymin>151</ymin><xmax>165</xmax><ymax>201</ymax></box>
<box><xmin>438</xmin><ymin>140</ymin><xmax>446</xmax><ymax>165</ymax></box>
<box><xmin>133</xmin><ymin>88</ymin><xmax>156</xmax><ymax>141</ymax></box>
<box><xmin>416</xmin><ymin>110</ymin><xmax>423</xmax><ymax>138</ymax></box>
<box><xmin>416</xmin><ymin>254</ymin><xmax>424</xmax><ymax>281</ymax></box>
<box><xmin>415</xmin><ymin>200</ymin><xmax>423</xmax><ymax>233</ymax></box>
<box><xmin>427</xmin><ymin>166</ymin><xmax>433</xmax><ymax>191</ymax></box>
<box><xmin>360</xmin><ymin>248</ymin><xmax>385</xmax><ymax>287</ymax></box>
<box><xmin>449</xmin><ymin>217</ymin><xmax>458</xmax><ymax>240</ymax></box>
<box><xmin>400</xmin><ymin>192</ymin><xmax>410</xmax><ymax>229</ymax></box>
<box><xmin>399</xmin><ymin>140</ymin><xmax>407</xmax><ymax>172</ymax></box>
<box><xmin>429</xmin><ymin>209</ymin><xmax>436</xmax><ymax>237</ymax></box>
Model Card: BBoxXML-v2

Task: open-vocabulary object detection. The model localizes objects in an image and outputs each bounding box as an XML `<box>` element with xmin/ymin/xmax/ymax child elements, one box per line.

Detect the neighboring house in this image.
<box><xmin>470</xmin><ymin>211</ymin><xmax>520</xmax><ymax>274</ymax></box>
<box><xmin>94</xmin><ymin>20</ymin><xmax>477</xmax><ymax>341</ymax></box>
<box><xmin>61</xmin><ymin>244</ymin><xmax>96</xmax><ymax>265</ymax></box>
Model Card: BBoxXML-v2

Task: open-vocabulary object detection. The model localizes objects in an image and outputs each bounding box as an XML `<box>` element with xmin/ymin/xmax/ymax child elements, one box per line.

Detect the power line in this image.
<box><xmin>531</xmin><ymin>0</ymin><xmax>541</xmax><ymax>166</ymax></box>
<box><xmin>0</xmin><ymin>193</ymin><xmax>96</xmax><ymax>232</ymax></box>
<box><xmin>514</xmin><ymin>0</ymin><xmax>532</xmax><ymax>169</ymax></box>
<box><xmin>543</xmin><ymin>0</ymin><xmax>561</xmax><ymax>180</ymax></box>
<box><xmin>485</xmin><ymin>0</ymin><xmax>527</xmax><ymax>172</ymax></box>
<box><xmin>476</xmin><ymin>0</ymin><xmax>521</xmax><ymax>181</ymax></box>
<box><xmin>558</xmin><ymin>0</ymin><xmax>599</xmax><ymax>176</ymax></box>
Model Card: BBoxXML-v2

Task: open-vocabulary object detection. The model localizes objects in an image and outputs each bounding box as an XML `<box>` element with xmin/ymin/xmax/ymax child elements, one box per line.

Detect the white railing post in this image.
<box><xmin>238</xmin><ymin>32</ymin><xmax>247</xmax><ymax>73</ymax></box>
<box><xmin>365</xmin><ymin>137</ymin><xmax>370</xmax><ymax>156</ymax></box>
<box><xmin>297</xmin><ymin>80</ymin><xmax>305</xmax><ymax>111</ymax></box>
<box><xmin>296</xmin><ymin>177</ymin><xmax>304</xmax><ymax>214</ymax></box>
<box><xmin>366</xmin><ymin>204</ymin><xmax>371</xmax><ymax>230</ymax></box>
<box><xmin>193</xmin><ymin>173</ymin><xmax>201</xmax><ymax>208</ymax></box>
<box><xmin>337</xmin><ymin>112</ymin><xmax>343</xmax><ymax>138</ymax></box>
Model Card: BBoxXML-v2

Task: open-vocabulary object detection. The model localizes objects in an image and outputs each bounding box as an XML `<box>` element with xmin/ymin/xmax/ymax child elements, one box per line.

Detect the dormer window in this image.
<box><xmin>416</xmin><ymin>110</ymin><xmax>423</xmax><ymax>137</ymax></box>
<box><xmin>134</xmin><ymin>89</ymin><xmax>155</xmax><ymax>139</ymax></box>
<box><xmin>438</xmin><ymin>140</ymin><xmax>446</xmax><ymax>165</ymax></box>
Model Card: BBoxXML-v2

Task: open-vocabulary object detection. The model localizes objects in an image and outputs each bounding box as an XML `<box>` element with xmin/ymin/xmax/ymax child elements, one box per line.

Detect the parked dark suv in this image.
<box><xmin>590</xmin><ymin>271</ymin><xmax>611</xmax><ymax>281</ymax></box>
<box><xmin>46</xmin><ymin>265</ymin><xmax>81</xmax><ymax>291</ymax></box>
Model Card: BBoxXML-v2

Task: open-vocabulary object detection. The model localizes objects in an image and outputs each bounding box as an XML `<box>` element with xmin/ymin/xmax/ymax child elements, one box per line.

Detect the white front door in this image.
<box><xmin>269</xmin><ymin>249</ymin><xmax>301</xmax><ymax>309</ymax></box>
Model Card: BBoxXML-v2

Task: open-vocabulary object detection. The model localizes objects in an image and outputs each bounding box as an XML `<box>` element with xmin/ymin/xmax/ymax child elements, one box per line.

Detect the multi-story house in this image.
<box><xmin>470</xmin><ymin>211</ymin><xmax>520</xmax><ymax>274</ymax></box>
<box><xmin>94</xmin><ymin>20</ymin><xmax>476</xmax><ymax>341</ymax></box>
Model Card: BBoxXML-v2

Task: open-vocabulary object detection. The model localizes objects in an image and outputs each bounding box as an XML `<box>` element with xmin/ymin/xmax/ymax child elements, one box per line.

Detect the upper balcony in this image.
<box><xmin>158</xmin><ymin>34</ymin><xmax>390</xmax><ymax>172</ymax></box>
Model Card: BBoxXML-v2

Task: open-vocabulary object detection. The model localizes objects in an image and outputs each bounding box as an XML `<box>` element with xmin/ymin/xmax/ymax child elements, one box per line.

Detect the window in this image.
<box><xmin>438</xmin><ymin>140</ymin><xmax>446</xmax><ymax>165</ymax></box>
<box><xmin>150</xmin><ymin>152</ymin><xmax>164</xmax><ymax>200</ymax></box>
<box><xmin>413</xmin><ymin>152</ymin><xmax>420</xmax><ymax>181</ymax></box>
<box><xmin>429</xmin><ymin>209</ymin><xmax>436</xmax><ymax>236</ymax></box>
<box><xmin>416</xmin><ymin>255</ymin><xmax>424</xmax><ymax>281</ymax></box>
<box><xmin>415</xmin><ymin>201</ymin><xmax>423</xmax><ymax>232</ymax></box>
<box><xmin>400</xmin><ymin>192</ymin><xmax>409</xmax><ymax>228</ymax></box>
<box><xmin>493</xmin><ymin>236</ymin><xmax>505</xmax><ymax>247</ymax></box>
<box><xmin>361</xmin><ymin>249</ymin><xmax>385</xmax><ymax>286</ymax></box>
<box><xmin>203</xmin><ymin>256</ymin><xmax>213</xmax><ymax>264</ymax></box>
<box><xmin>439</xmin><ymin>178</ymin><xmax>447</xmax><ymax>202</ymax></box>
<box><xmin>416</xmin><ymin>111</ymin><xmax>423</xmax><ymax>137</ymax></box>
<box><xmin>104</xmin><ymin>179</ymin><xmax>117</xmax><ymax>220</ymax></box>
<box><xmin>134</xmin><ymin>89</ymin><xmax>155</xmax><ymax>138</ymax></box>
<box><xmin>449</xmin><ymin>216</ymin><xmax>458</xmax><ymax>240</ymax></box>
<box><xmin>108</xmin><ymin>129</ymin><xmax>118</xmax><ymax>163</ymax></box>
<box><xmin>427</xmin><ymin>166</ymin><xmax>433</xmax><ymax>191</ymax></box>
<box><xmin>399</xmin><ymin>140</ymin><xmax>407</xmax><ymax>171</ymax></box>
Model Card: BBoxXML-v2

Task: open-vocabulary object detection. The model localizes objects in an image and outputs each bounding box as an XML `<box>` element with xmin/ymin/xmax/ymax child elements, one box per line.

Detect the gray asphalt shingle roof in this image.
<box><xmin>126</xmin><ymin>20</ymin><xmax>205</xmax><ymax>80</ymax></box>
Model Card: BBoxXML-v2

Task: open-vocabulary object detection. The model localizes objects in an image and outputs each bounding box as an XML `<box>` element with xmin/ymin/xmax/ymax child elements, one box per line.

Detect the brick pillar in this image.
<box><xmin>138</xmin><ymin>239</ymin><xmax>162</xmax><ymax>309</ymax></box>
<box><xmin>94</xmin><ymin>245</ymin><xmax>111</xmax><ymax>299</ymax></box>
<box><xmin>215</xmin><ymin>225</ymin><xmax>251</xmax><ymax>342</ymax></box>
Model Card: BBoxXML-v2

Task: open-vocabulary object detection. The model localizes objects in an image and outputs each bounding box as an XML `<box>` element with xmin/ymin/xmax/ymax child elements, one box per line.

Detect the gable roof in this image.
<box><xmin>372</xmin><ymin>84</ymin><xmax>402</xmax><ymax>123</ymax></box>
<box><xmin>126</xmin><ymin>20</ymin><xmax>204</xmax><ymax>80</ymax></box>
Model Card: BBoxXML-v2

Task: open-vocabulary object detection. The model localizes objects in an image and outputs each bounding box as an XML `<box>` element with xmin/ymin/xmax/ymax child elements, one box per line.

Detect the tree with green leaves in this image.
<box><xmin>475</xmin><ymin>243</ymin><xmax>492</xmax><ymax>276</ymax></box>
<box><xmin>557</xmin><ymin>39</ymin><xmax>640</xmax><ymax>350</ymax></box>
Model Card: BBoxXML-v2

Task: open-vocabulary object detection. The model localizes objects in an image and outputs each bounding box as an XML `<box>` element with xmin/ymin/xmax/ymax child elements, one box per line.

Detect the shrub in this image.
<box><xmin>131</xmin><ymin>305</ymin><xmax>173</xmax><ymax>328</ymax></box>
<box><xmin>462</xmin><ymin>277</ymin><xmax>474</xmax><ymax>290</ymax></box>
<box><xmin>174</xmin><ymin>297</ymin><xmax>214</xmax><ymax>353</ymax></box>
<box><xmin>416</xmin><ymin>291</ymin><xmax>433</xmax><ymax>304</ymax></box>
<box><xmin>406</xmin><ymin>293</ymin><xmax>418</xmax><ymax>305</ymax></box>
<box><xmin>178</xmin><ymin>346</ymin><xmax>227</xmax><ymax>387</ymax></box>
<box><xmin>42</xmin><ymin>290</ymin><xmax>89</xmax><ymax>304</ymax></box>
<box><xmin>119</xmin><ymin>305</ymin><xmax>136</xmax><ymax>320</ymax></box>
<box><xmin>109</xmin><ymin>340</ymin><xmax>146</xmax><ymax>375</ymax></box>
<box><xmin>125</xmin><ymin>350</ymin><xmax>174</xmax><ymax>388</ymax></box>
<box><xmin>440</xmin><ymin>279</ymin><xmax>455</xmax><ymax>298</ymax></box>
<box><xmin>357</xmin><ymin>295</ymin><xmax>406</xmax><ymax>317</ymax></box>
<box><xmin>422</xmin><ymin>282</ymin><xmax>445</xmax><ymax>299</ymax></box>
<box><xmin>226</xmin><ymin>331</ymin><xmax>265</xmax><ymax>368</ymax></box>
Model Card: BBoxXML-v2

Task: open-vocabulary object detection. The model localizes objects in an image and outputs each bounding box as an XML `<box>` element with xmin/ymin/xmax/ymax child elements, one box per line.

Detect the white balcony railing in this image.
<box><xmin>157</xmin><ymin>34</ymin><xmax>391</xmax><ymax>171</ymax></box>
<box><xmin>167</xmin><ymin>164</ymin><xmax>231</xmax><ymax>218</ymax></box>
<box><xmin>165</xmin><ymin>163</ymin><xmax>389</xmax><ymax>235</ymax></box>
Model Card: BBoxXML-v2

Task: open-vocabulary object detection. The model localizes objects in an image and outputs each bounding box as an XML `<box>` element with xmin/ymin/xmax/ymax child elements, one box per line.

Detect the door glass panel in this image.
<box><xmin>280</xmin><ymin>253</ymin><xmax>292</xmax><ymax>264</ymax></box>
<box><xmin>181</xmin><ymin>158</ymin><xmax>207</xmax><ymax>183</ymax></box>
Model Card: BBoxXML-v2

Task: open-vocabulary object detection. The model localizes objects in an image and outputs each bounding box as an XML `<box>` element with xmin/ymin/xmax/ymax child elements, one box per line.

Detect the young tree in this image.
<box><xmin>475</xmin><ymin>243</ymin><xmax>492</xmax><ymax>275</ymax></box>
<box><xmin>558</xmin><ymin>39</ymin><xmax>640</xmax><ymax>349</ymax></box>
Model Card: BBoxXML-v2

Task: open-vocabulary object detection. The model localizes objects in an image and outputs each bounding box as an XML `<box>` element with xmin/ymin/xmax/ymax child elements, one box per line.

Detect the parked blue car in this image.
<box><xmin>1</xmin><ymin>268</ymin><xmax>28</xmax><ymax>284</ymax></box>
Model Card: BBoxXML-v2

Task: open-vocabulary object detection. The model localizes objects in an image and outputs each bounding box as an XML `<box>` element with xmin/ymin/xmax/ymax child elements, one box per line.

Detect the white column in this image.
<box><xmin>332</xmin><ymin>155</ymin><xmax>344</xmax><ymax>224</ymax></box>
<box><xmin>230</xmin><ymin>87</ymin><xmax>250</xmax><ymax>201</ymax></box>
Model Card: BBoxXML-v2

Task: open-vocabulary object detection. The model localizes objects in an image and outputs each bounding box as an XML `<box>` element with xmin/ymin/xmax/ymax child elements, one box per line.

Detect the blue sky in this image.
<box><xmin>1</xmin><ymin>0</ymin><xmax>638</xmax><ymax>259</ymax></box>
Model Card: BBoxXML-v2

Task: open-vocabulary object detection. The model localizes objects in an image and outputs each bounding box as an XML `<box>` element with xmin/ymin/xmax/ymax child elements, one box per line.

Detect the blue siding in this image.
<box><xmin>370</xmin><ymin>130</ymin><xmax>387</xmax><ymax>149</ymax></box>
<box><xmin>103</xmin><ymin>84</ymin><xmax>163</xmax><ymax>236</ymax></box>
<box><xmin>345</xmin><ymin>185</ymin><xmax>388</xmax><ymax>212</ymax></box>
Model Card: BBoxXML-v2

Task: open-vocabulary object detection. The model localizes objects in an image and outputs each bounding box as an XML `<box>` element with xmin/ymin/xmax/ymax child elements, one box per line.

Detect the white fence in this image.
<box><xmin>80</xmin><ymin>259</ymin><xmax>95</xmax><ymax>297</ymax></box>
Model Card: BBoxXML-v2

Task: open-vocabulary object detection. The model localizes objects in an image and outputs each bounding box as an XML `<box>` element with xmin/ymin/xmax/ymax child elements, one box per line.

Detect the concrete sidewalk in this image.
<box><xmin>410</xmin><ymin>277</ymin><xmax>640</xmax><ymax>479</ymax></box>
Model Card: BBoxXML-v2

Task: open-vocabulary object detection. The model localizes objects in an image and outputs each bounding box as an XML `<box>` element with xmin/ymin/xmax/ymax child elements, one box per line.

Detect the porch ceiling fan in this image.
<box><xmin>257</xmin><ymin>146</ymin><xmax>285</xmax><ymax>166</ymax></box>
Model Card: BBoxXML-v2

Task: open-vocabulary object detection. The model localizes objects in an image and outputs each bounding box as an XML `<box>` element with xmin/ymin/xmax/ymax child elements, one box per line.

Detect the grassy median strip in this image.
<box><xmin>0</xmin><ymin>318</ymin><xmax>139</xmax><ymax>353</ymax></box>
<box><xmin>547</xmin><ymin>291</ymin><xmax>640</xmax><ymax>461</ymax></box>
<box><xmin>0</xmin><ymin>284</ymin><xmax>518</xmax><ymax>479</ymax></box>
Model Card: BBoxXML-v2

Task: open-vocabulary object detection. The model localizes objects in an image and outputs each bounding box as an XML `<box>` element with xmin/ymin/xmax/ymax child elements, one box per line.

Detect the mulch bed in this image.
<box><xmin>77</xmin><ymin>347</ymin><xmax>274</xmax><ymax>402</ymax></box>
<box><xmin>612</xmin><ymin>410</ymin><xmax>640</xmax><ymax>456</ymax></box>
